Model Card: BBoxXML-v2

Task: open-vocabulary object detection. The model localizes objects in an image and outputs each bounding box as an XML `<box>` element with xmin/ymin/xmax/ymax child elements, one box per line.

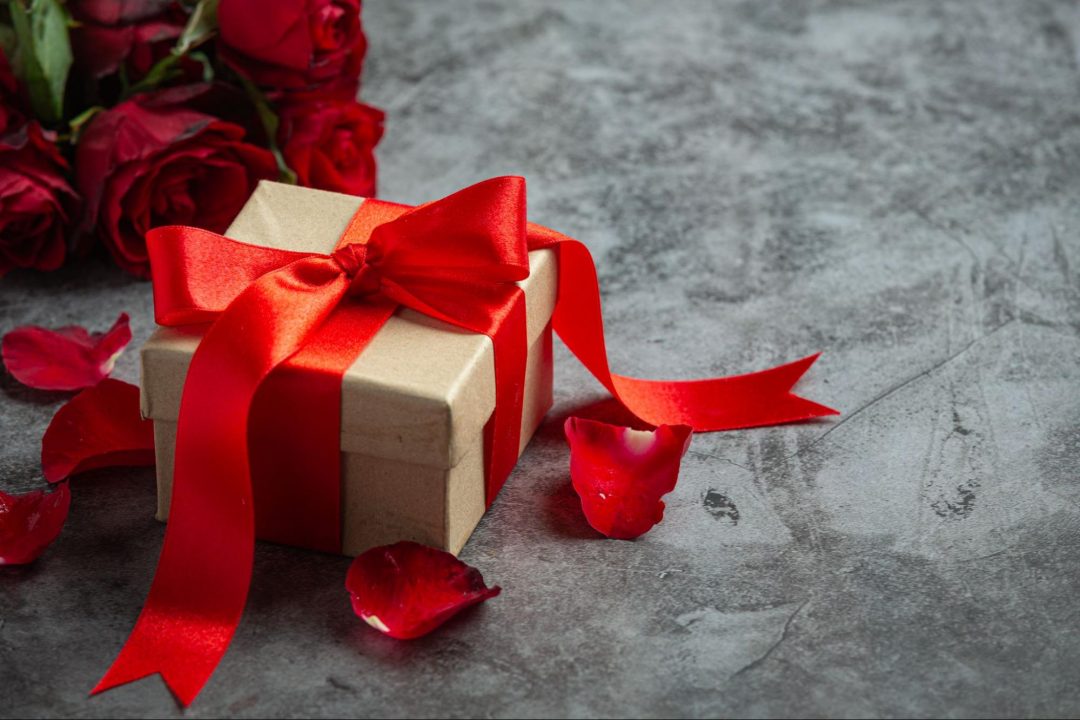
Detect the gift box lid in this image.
<box><xmin>140</xmin><ymin>181</ymin><xmax>557</xmax><ymax>470</ymax></box>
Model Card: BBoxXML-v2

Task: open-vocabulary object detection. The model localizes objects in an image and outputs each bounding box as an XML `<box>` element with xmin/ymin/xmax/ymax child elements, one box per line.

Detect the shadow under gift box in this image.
<box><xmin>140</xmin><ymin>181</ymin><xmax>556</xmax><ymax>556</ymax></box>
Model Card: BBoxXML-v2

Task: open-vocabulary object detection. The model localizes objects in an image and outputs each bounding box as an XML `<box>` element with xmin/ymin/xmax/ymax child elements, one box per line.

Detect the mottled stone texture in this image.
<box><xmin>2</xmin><ymin>1</ymin><xmax>1080</xmax><ymax>717</ymax></box>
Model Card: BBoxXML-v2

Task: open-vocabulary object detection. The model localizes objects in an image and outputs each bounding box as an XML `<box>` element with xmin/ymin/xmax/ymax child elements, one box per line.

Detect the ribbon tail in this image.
<box><xmin>92</xmin><ymin>633</ymin><xmax>221</xmax><ymax>707</ymax></box>
<box><xmin>700</xmin><ymin>351</ymin><xmax>839</xmax><ymax>426</ymax></box>
<box><xmin>94</xmin><ymin>255</ymin><xmax>350</xmax><ymax>706</ymax></box>
<box><xmin>526</xmin><ymin>228</ymin><xmax>838</xmax><ymax>430</ymax></box>
<box><xmin>611</xmin><ymin>352</ymin><xmax>838</xmax><ymax>431</ymax></box>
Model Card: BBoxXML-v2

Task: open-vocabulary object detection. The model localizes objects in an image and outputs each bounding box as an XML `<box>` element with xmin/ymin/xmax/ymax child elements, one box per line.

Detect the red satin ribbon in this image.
<box><xmin>94</xmin><ymin>176</ymin><xmax>836</xmax><ymax>706</ymax></box>
<box><xmin>525</xmin><ymin>222</ymin><xmax>837</xmax><ymax>428</ymax></box>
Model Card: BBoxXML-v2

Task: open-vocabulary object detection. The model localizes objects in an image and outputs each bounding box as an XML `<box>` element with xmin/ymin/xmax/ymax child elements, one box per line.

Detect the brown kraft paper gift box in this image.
<box><xmin>140</xmin><ymin>180</ymin><xmax>557</xmax><ymax>556</ymax></box>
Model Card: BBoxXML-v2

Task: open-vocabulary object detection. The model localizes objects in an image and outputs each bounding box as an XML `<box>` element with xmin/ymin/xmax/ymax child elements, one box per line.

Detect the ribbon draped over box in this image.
<box><xmin>94</xmin><ymin>176</ymin><xmax>836</xmax><ymax>705</ymax></box>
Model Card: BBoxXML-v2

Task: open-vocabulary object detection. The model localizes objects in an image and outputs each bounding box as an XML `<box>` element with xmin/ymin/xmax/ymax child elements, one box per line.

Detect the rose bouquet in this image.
<box><xmin>0</xmin><ymin>0</ymin><xmax>383</xmax><ymax>278</ymax></box>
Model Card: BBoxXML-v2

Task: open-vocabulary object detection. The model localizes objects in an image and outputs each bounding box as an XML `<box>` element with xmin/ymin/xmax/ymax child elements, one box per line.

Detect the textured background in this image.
<box><xmin>3</xmin><ymin>1</ymin><xmax>1080</xmax><ymax>717</ymax></box>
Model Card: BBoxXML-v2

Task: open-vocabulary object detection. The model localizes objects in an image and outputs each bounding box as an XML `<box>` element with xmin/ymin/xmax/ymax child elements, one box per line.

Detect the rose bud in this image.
<box><xmin>68</xmin><ymin>0</ymin><xmax>189</xmax><ymax>80</ymax></box>
<box><xmin>0</xmin><ymin>54</ymin><xmax>80</xmax><ymax>277</ymax></box>
<box><xmin>75</xmin><ymin>85</ymin><xmax>279</xmax><ymax>278</ymax></box>
<box><xmin>218</xmin><ymin>0</ymin><xmax>366</xmax><ymax>96</ymax></box>
<box><xmin>279</xmin><ymin>99</ymin><xmax>383</xmax><ymax>197</ymax></box>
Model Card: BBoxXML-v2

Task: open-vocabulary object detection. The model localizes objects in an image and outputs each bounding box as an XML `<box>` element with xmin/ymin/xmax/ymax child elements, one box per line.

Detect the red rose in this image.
<box><xmin>218</xmin><ymin>0</ymin><xmax>366</xmax><ymax>95</ymax></box>
<box><xmin>279</xmin><ymin>99</ymin><xmax>383</xmax><ymax>196</ymax></box>
<box><xmin>69</xmin><ymin>0</ymin><xmax>188</xmax><ymax>80</ymax></box>
<box><xmin>75</xmin><ymin>85</ymin><xmax>279</xmax><ymax>278</ymax></box>
<box><xmin>0</xmin><ymin>52</ymin><xmax>79</xmax><ymax>277</ymax></box>
<box><xmin>0</xmin><ymin>126</ymin><xmax>80</xmax><ymax>276</ymax></box>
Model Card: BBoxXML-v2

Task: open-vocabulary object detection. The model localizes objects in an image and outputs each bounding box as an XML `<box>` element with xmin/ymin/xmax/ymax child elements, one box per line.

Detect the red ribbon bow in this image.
<box><xmin>95</xmin><ymin>177</ymin><xmax>836</xmax><ymax>706</ymax></box>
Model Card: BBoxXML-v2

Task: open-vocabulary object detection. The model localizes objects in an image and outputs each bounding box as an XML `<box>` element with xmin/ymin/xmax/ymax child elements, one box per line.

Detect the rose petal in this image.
<box><xmin>2</xmin><ymin>313</ymin><xmax>132</xmax><ymax>391</ymax></box>
<box><xmin>564</xmin><ymin>417</ymin><xmax>693</xmax><ymax>540</ymax></box>
<box><xmin>70</xmin><ymin>0</ymin><xmax>176</xmax><ymax>25</ymax></box>
<box><xmin>0</xmin><ymin>483</ymin><xmax>71</xmax><ymax>565</ymax></box>
<box><xmin>41</xmin><ymin>379</ymin><xmax>155</xmax><ymax>483</ymax></box>
<box><xmin>345</xmin><ymin>541</ymin><xmax>501</xmax><ymax>640</ymax></box>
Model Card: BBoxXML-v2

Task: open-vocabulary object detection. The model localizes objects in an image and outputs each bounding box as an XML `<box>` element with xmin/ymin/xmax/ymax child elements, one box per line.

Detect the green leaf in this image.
<box><xmin>175</xmin><ymin>0</ymin><xmax>219</xmax><ymax>56</ymax></box>
<box><xmin>9</xmin><ymin>0</ymin><xmax>72</xmax><ymax>123</ymax></box>
<box><xmin>122</xmin><ymin>52</ymin><xmax>182</xmax><ymax>98</ymax></box>
<box><xmin>118</xmin><ymin>0</ymin><xmax>216</xmax><ymax>100</ymax></box>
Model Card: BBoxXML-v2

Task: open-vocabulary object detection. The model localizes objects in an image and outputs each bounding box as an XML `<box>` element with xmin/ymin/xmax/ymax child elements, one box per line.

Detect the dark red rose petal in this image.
<box><xmin>68</xmin><ymin>1</ymin><xmax>187</xmax><ymax>80</ymax></box>
<box><xmin>2</xmin><ymin>313</ymin><xmax>132</xmax><ymax>391</ymax></box>
<box><xmin>564</xmin><ymin>417</ymin><xmax>693</xmax><ymax>540</ymax></box>
<box><xmin>41</xmin><ymin>378</ymin><xmax>155</xmax><ymax>483</ymax></box>
<box><xmin>69</xmin><ymin>0</ymin><xmax>177</xmax><ymax>25</ymax></box>
<box><xmin>0</xmin><ymin>483</ymin><xmax>71</xmax><ymax>565</ymax></box>
<box><xmin>345</xmin><ymin>541</ymin><xmax>501</xmax><ymax>640</ymax></box>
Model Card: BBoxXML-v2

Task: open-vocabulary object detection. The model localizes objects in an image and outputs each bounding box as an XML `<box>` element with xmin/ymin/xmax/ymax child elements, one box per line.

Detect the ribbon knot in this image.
<box><xmin>330</xmin><ymin>242</ymin><xmax>367</xmax><ymax>275</ymax></box>
<box><xmin>331</xmin><ymin>243</ymin><xmax>381</xmax><ymax>296</ymax></box>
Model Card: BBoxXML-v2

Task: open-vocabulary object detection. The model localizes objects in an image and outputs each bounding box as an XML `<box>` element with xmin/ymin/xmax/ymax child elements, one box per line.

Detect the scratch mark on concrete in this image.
<box><xmin>952</xmin><ymin>548</ymin><xmax>1010</xmax><ymax>564</ymax></box>
<box><xmin>732</xmin><ymin>599</ymin><xmax>809</xmax><ymax>678</ymax></box>
<box><xmin>906</xmin><ymin>203</ymin><xmax>979</xmax><ymax>264</ymax></box>
<box><xmin>1050</xmin><ymin>225</ymin><xmax>1076</xmax><ymax>294</ymax></box>
<box><xmin>807</xmin><ymin>320</ymin><xmax>1016</xmax><ymax>450</ymax></box>
<box><xmin>687</xmin><ymin>449</ymin><xmax>750</xmax><ymax>471</ymax></box>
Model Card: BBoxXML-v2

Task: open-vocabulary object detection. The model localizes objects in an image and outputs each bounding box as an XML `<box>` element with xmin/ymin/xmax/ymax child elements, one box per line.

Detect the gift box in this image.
<box><xmin>140</xmin><ymin>181</ymin><xmax>557</xmax><ymax>556</ymax></box>
<box><xmin>100</xmin><ymin>176</ymin><xmax>834</xmax><ymax>707</ymax></box>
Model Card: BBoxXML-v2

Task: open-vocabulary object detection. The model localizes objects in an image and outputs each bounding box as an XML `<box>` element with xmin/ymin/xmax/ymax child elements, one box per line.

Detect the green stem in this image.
<box><xmin>236</xmin><ymin>72</ymin><xmax>297</xmax><ymax>184</ymax></box>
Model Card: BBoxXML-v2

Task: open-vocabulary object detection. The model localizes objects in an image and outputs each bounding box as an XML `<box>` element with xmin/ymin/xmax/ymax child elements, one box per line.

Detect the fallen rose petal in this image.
<box><xmin>2</xmin><ymin>313</ymin><xmax>132</xmax><ymax>391</ymax></box>
<box><xmin>41</xmin><ymin>378</ymin><xmax>155</xmax><ymax>483</ymax></box>
<box><xmin>564</xmin><ymin>417</ymin><xmax>693</xmax><ymax>540</ymax></box>
<box><xmin>345</xmin><ymin>541</ymin><xmax>501</xmax><ymax>640</ymax></box>
<box><xmin>0</xmin><ymin>483</ymin><xmax>71</xmax><ymax>565</ymax></box>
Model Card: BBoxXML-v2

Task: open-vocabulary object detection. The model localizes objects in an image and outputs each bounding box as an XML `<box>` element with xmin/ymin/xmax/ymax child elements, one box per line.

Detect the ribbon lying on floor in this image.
<box><xmin>93</xmin><ymin>176</ymin><xmax>836</xmax><ymax>706</ymax></box>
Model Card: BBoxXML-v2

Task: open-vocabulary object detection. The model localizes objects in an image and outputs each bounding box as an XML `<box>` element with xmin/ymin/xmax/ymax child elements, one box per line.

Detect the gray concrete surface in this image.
<box><xmin>3</xmin><ymin>1</ymin><xmax>1080</xmax><ymax>717</ymax></box>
